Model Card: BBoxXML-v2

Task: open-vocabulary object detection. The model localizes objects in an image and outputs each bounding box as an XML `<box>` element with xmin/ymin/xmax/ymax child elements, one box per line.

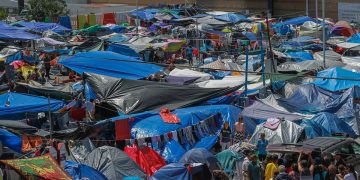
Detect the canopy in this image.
<box><xmin>0</xmin><ymin>154</ymin><xmax>72</xmax><ymax>180</ymax></box>
<box><xmin>250</xmin><ymin>120</ymin><xmax>304</xmax><ymax>144</ymax></box>
<box><xmin>313</xmin><ymin>67</ymin><xmax>360</xmax><ymax>92</ymax></box>
<box><xmin>64</xmin><ymin>161</ymin><xmax>107</xmax><ymax>180</ymax></box>
<box><xmin>151</xmin><ymin>163</ymin><xmax>191</xmax><ymax>180</ymax></box>
<box><xmin>179</xmin><ymin>148</ymin><xmax>221</xmax><ymax>171</ymax></box>
<box><xmin>83</xmin><ymin>146</ymin><xmax>146</xmax><ymax>180</ymax></box>
<box><xmin>283</xmin><ymin>16</ymin><xmax>317</xmax><ymax>25</ymax></box>
<box><xmin>0</xmin><ymin>28</ymin><xmax>40</xmax><ymax>40</ymax></box>
<box><xmin>215</xmin><ymin>13</ymin><xmax>249</xmax><ymax>23</ymax></box>
<box><xmin>119</xmin><ymin>105</ymin><xmax>241</xmax><ymax>138</ymax></box>
<box><xmin>278</xmin><ymin>84</ymin><xmax>356</xmax><ymax>119</ymax></box>
<box><xmin>85</xmin><ymin>73</ymin><xmax>240</xmax><ymax>114</ymax></box>
<box><xmin>13</xmin><ymin>21</ymin><xmax>71</xmax><ymax>35</ymax></box>
<box><xmin>106</xmin><ymin>44</ymin><xmax>139</xmax><ymax>57</ymax></box>
<box><xmin>59</xmin><ymin>51</ymin><xmax>162</xmax><ymax>79</ymax></box>
<box><xmin>0</xmin><ymin>92</ymin><xmax>64</xmax><ymax>119</ymax></box>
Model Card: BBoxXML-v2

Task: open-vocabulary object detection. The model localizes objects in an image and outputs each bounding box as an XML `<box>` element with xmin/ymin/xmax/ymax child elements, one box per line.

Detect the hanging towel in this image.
<box><xmin>103</xmin><ymin>13</ymin><xmax>116</xmax><ymax>25</ymax></box>
<box><xmin>160</xmin><ymin>108</ymin><xmax>181</xmax><ymax>124</ymax></box>
<box><xmin>115</xmin><ymin>119</ymin><xmax>131</xmax><ymax>140</ymax></box>
<box><xmin>88</xmin><ymin>13</ymin><xmax>96</xmax><ymax>26</ymax></box>
<box><xmin>77</xmin><ymin>15</ymin><xmax>87</xmax><ymax>29</ymax></box>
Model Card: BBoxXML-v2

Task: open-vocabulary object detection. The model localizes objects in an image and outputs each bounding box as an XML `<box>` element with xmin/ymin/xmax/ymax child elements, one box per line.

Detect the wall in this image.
<box><xmin>89</xmin><ymin>0</ymin><xmax>195</xmax><ymax>6</ymax></box>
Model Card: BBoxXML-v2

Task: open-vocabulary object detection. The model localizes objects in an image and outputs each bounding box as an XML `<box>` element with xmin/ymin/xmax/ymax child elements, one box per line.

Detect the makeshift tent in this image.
<box><xmin>83</xmin><ymin>146</ymin><xmax>146</xmax><ymax>180</ymax></box>
<box><xmin>0</xmin><ymin>92</ymin><xmax>64</xmax><ymax>119</ymax></box>
<box><xmin>161</xmin><ymin>140</ymin><xmax>186</xmax><ymax>163</ymax></box>
<box><xmin>278</xmin><ymin>84</ymin><xmax>357</xmax><ymax>119</ymax></box>
<box><xmin>286</xmin><ymin>51</ymin><xmax>314</xmax><ymax>62</ymax></box>
<box><xmin>130</xmin><ymin>11</ymin><xmax>155</xmax><ymax>21</ymax></box>
<box><xmin>85</xmin><ymin>73</ymin><xmax>240</xmax><ymax>114</ymax></box>
<box><xmin>65</xmin><ymin>161</ymin><xmax>107</xmax><ymax>180</ymax></box>
<box><xmin>59</xmin><ymin>52</ymin><xmax>162</xmax><ymax>79</ymax></box>
<box><xmin>302</xmin><ymin>112</ymin><xmax>357</xmax><ymax>138</ymax></box>
<box><xmin>313</xmin><ymin>50</ymin><xmax>342</xmax><ymax>61</ymax></box>
<box><xmin>341</xmin><ymin>45</ymin><xmax>360</xmax><ymax>67</ymax></box>
<box><xmin>0</xmin><ymin>120</ymin><xmax>37</xmax><ymax>133</ymax></box>
<box><xmin>283</xmin><ymin>16</ymin><xmax>317</xmax><ymax>25</ymax></box>
<box><xmin>179</xmin><ymin>148</ymin><xmax>221</xmax><ymax>171</ymax></box>
<box><xmin>348</xmin><ymin>33</ymin><xmax>360</xmax><ymax>43</ymax></box>
<box><xmin>106</xmin><ymin>44</ymin><xmax>139</xmax><ymax>57</ymax></box>
<box><xmin>151</xmin><ymin>163</ymin><xmax>192</xmax><ymax>180</ymax></box>
<box><xmin>73</xmin><ymin>38</ymin><xmax>104</xmax><ymax>52</ymax></box>
<box><xmin>216</xmin><ymin>149</ymin><xmax>243</xmax><ymax>174</ymax></box>
<box><xmin>196</xmin><ymin>16</ymin><xmax>228</xmax><ymax>25</ymax></box>
<box><xmin>241</xmin><ymin>101</ymin><xmax>304</xmax><ymax>121</ymax></box>
<box><xmin>0</xmin><ymin>154</ymin><xmax>72</xmax><ymax>180</ymax></box>
<box><xmin>169</xmin><ymin>68</ymin><xmax>213</xmax><ymax>82</ymax></box>
<box><xmin>0</xmin><ymin>28</ymin><xmax>41</xmax><ymax>40</ymax></box>
<box><xmin>13</xmin><ymin>21</ymin><xmax>71</xmax><ymax>35</ymax></box>
<box><xmin>59</xmin><ymin>16</ymin><xmax>72</xmax><ymax>29</ymax></box>
<box><xmin>215</xmin><ymin>13</ymin><xmax>249</xmax><ymax>23</ymax></box>
<box><xmin>313</xmin><ymin>67</ymin><xmax>360</xmax><ymax>92</ymax></box>
<box><xmin>250</xmin><ymin>120</ymin><xmax>304</xmax><ymax>144</ymax></box>
<box><xmin>0</xmin><ymin>128</ymin><xmax>22</xmax><ymax>153</ymax></box>
<box><xmin>124</xmin><ymin>145</ymin><xmax>166</xmax><ymax>176</ymax></box>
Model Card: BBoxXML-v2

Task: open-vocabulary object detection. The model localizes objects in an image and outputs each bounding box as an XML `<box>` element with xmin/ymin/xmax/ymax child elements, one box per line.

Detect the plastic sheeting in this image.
<box><xmin>161</xmin><ymin>140</ymin><xmax>186</xmax><ymax>163</ymax></box>
<box><xmin>83</xmin><ymin>146</ymin><xmax>146</xmax><ymax>180</ymax></box>
<box><xmin>73</xmin><ymin>38</ymin><xmax>104</xmax><ymax>52</ymax></box>
<box><xmin>179</xmin><ymin>148</ymin><xmax>221</xmax><ymax>171</ymax></box>
<box><xmin>0</xmin><ymin>128</ymin><xmax>22</xmax><ymax>153</ymax></box>
<box><xmin>59</xmin><ymin>51</ymin><xmax>162</xmax><ymax>79</ymax></box>
<box><xmin>313</xmin><ymin>67</ymin><xmax>360</xmax><ymax>92</ymax></box>
<box><xmin>348</xmin><ymin>33</ymin><xmax>360</xmax><ymax>43</ymax></box>
<box><xmin>241</xmin><ymin>101</ymin><xmax>304</xmax><ymax>121</ymax></box>
<box><xmin>214</xmin><ymin>13</ymin><xmax>249</xmax><ymax>23</ymax></box>
<box><xmin>193</xmin><ymin>135</ymin><xmax>218</xmax><ymax>150</ymax></box>
<box><xmin>301</xmin><ymin>112</ymin><xmax>357</xmax><ymax>138</ymax></box>
<box><xmin>16</xmin><ymin>81</ymin><xmax>78</xmax><ymax>100</ymax></box>
<box><xmin>250</xmin><ymin>120</ymin><xmax>304</xmax><ymax>144</ymax></box>
<box><xmin>169</xmin><ymin>68</ymin><xmax>213</xmax><ymax>82</ymax></box>
<box><xmin>13</xmin><ymin>21</ymin><xmax>71</xmax><ymax>35</ymax></box>
<box><xmin>84</xmin><ymin>73</ymin><xmax>240</xmax><ymax>114</ymax></box>
<box><xmin>64</xmin><ymin>161</ymin><xmax>107</xmax><ymax>180</ymax></box>
<box><xmin>106</xmin><ymin>44</ymin><xmax>139</xmax><ymax>57</ymax></box>
<box><xmin>286</xmin><ymin>51</ymin><xmax>314</xmax><ymax>62</ymax></box>
<box><xmin>116</xmin><ymin>105</ymin><xmax>241</xmax><ymax>138</ymax></box>
<box><xmin>278</xmin><ymin>84</ymin><xmax>357</xmax><ymax>119</ymax></box>
<box><xmin>216</xmin><ymin>149</ymin><xmax>243</xmax><ymax>173</ymax></box>
<box><xmin>151</xmin><ymin>163</ymin><xmax>192</xmax><ymax>180</ymax></box>
<box><xmin>0</xmin><ymin>92</ymin><xmax>64</xmax><ymax>119</ymax></box>
<box><xmin>59</xmin><ymin>16</ymin><xmax>72</xmax><ymax>29</ymax></box>
<box><xmin>0</xmin><ymin>28</ymin><xmax>41</xmax><ymax>40</ymax></box>
<box><xmin>277</xmin><ymin>60</ymin><xmax>344</xmax><ymax>72</ymax></box>
<box><xmin>313</xmin><ymin>50</ymin><xmax>342</xmax><ymax>62</ymax></box>
<box><xmin>283</xmin><ymin>16</ymin><xmax>317</xmax><ymax>25</ymax></box>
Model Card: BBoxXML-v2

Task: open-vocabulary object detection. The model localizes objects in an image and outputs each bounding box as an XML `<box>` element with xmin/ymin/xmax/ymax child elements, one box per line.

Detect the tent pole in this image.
<box><xmin>306</xmin><ymin>0</ymin><xmax>309</xmax><ymax>16</ymax></box>
<box><xmin>136</xmin><ymin>0</ymin><xmax>139</xmax><ymax>37</ymax></box>
<box><xmin>259</xmin><ymin>23</ymin><xmax>265</xmax><ymax>87</ymax></box>
<box><xmin>48</xmin><ymin>94</ymin><xmax>53</xmax><ymax>139</ymax></box>
<box><xmin>322</xmin><ymin>0</ymin><xmax>326</xmax><ymax>68</ymax></box>
<box><xmin>244</xmin><ymin>44</ymin><xmax>249</xmax><ymax>96</ymax></box>
<box><xmin>315</xmin><ymin>0</ymin><xmax>318</xmax><ymax>17</ymax></box>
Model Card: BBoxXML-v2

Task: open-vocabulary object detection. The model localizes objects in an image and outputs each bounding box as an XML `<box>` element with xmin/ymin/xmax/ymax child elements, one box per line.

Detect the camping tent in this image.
<box><xmin>84</xmin><ymin>73</ymin><xmax>240</xmax><ymax>114</ymax></box>
<box><xmin>151</xmin><ymin>163</ymin><xmax>192</xmax><ymax>180</ymax></box>
<box><xmin>64</xmin><ymin>161</ymin><xmax>107</xmax><ymax>180</ymax></box>
<box><xmin>83</xmin><ymin>146</ymin><xmax>146</xmax><ymax>180</ymax></box>
<box><xmin>179</xmin><ymin>148</ymin><xmax>221</xmax><ymax>171</ymax></box>
<box><xmin>313</xmin><ymin>67</ymin><xmax>360</xmax><ymax>92</ymax></box>
<box><xmin>59</xmin><ymin>51</ymin><xmax>162</xmax><ymax>79</ymax></box>
<box><xmin>0</xmin><ymin>92</ymin><xmax>64</xmax><ymax>119</ymax></box>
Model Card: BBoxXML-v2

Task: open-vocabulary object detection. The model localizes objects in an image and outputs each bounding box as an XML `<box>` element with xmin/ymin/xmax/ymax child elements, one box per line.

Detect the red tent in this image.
<box><xmin>124</xmin><ymin>145</ymin><xmax>166</xmax><ymax>176</ymax></box>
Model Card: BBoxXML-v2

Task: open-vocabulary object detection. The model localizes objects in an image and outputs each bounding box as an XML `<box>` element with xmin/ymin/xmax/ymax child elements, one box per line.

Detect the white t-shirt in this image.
<box><xmin>344</xmin><ymin>173</ymin><xmax>356</xmax><ymax>180</ymax></box>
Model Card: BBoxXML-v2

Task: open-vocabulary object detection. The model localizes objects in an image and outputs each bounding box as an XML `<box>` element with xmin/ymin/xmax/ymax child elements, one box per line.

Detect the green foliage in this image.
<box><xmin>25</xmin><ymin>0</ymin><xmax>69</xmax><ymax>21</ymax></box>
<box><xmin>0</xmin><ymin>8</ymin><xmax>8</xmax><ymax>20</ymax></box>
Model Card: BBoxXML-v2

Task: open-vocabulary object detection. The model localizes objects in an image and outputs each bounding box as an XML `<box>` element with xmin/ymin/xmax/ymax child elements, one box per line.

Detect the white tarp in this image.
<box><xmin>169</xmin><ymin>68</ymin><xmax>213</xmax><ymax>82</ymax></box>
<box><xmin>342</xmin><ymin>56</ymin><xmax>360</xmax><ymax>67</ymax></box>
<box><xmin>195</xmin><ymin>75</ymin><xmax>262</xmax><ymax>88</ymax></box>
<box><xmin>313</xmin><ymin>50</ymin><xmax>342</xmax><ymax>61</ymax></box>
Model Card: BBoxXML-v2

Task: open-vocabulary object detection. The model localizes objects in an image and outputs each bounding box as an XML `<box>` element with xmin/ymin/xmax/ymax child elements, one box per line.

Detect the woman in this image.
<box><xmin>337</xmin><ymin>164</ymin><xmax>357</xmax><ymax>180</ymax></box>
<box><xmin>298</xmin><ymin>152</ymin><xmax>314</xmax><ymax>180</ymax></box>
<box><xmin>234</xmin><ymin>117</ymin><xmax>245</xmax><ymax>144</ymax></box>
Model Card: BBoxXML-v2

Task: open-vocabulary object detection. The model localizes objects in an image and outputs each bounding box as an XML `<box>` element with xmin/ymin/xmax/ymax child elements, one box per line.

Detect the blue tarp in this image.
<box><xmin>0</xmin><ymin>128</ymin><xmax>22</xmax><ymax>153</ymax></box>
<box><xmin>283</xmin><ymin>16</ymin><xmax>317</xmax><ymax>25</ymax></box>
<box><xmin>5</xmin><ymin>51</ymin><xmax>23</xmax><ymax>64</ymax></box>
<box><xmin>313</xmin><ymin>67</ymin><xmax>360</xmax><ymax>92</ymax></box>
<box><xmin>215</xmin><ymin>13</ymin><xmax>249</xmax><ymax>23</ymax></box>
<box><xmin>106</xmin><ymin>44</ymin><xmax>139</xmax><ymax>57</ymax></box>
<box><xmin>59</xmin><ymin>16</ymin><xmax>72</xmax><ymax>30</ymax></box>
<box><xmin>161</xmin><ymin>140</ymin><xmax>186</xmax><ymax>163</ymax></box>
<box><xmin>116</xmin><ymin>105</ymin><xmax>241</xmax><ymax>138</ymax></box>
<box><xmin>193</xmin><ymin>135</ymin><xmax>218</xmax><ymax>150</ymax></box>
<box><xmin>301</xmin><ymin>112</ymin><xmax>357</xmax><ymax>138</ymax></box>
<box><xmin>106</xmin><ymin>34</ymin><xmax>130</xmax><ymax>43</ymax></box>
<box><xmin>286</xmin><ymin>51</ymin><xmax>314</xmax><ymax>62</ymax></box>
<box><xmin>348</xmin><ymin>33</ymin><xmax>360</xmax><ymax>43</ymax></box>
<box><xmin>0</xmin><ymin>28</ymin><xmax>41</xmax><ymax>40</ymax></box>
<box><xmin>65</xmin><ymin>161</ymin><xmax>107</xmax><ymax>180</ymax></box>
<box><xmin>151</xmin><ymin>163</ymin><xmax>192</xmax><ymax>180</ymax></box>
<box><xmin>13</xmin><ymin>21</ymin><xmax>71</xmax><ymax>35</ymax></box>
<box><xmin>130</xmin><ymin>11</ymin><xmax>155</xmax><ymax>21</ymax></box>
<box><xmin>107</xmin><ymin>25</ymin><xmax>126</xmax><ymax>33</ymax></box>
<box><xmin>0</xmin><ymin>92</ymin><xmax>64</xmax><ymax>118</ymax></box>
<box><xmin>273</xmin><ymin>23</ymin><xmax>293</xmax><ymax>35</ymax></box>
<box><xmin>242</xmin><ymin>32</ymin><xmax>257</xmax><ymax>41</ymax></box>
<box><xmin>59</xmin><ymin>51</ymin><xmax>162</xmax><ymax>79</ymax></box>
<box><xmin>278</xmin><ymin>84</ymin><xmax>356</xmax><ymax>119</ymax></box>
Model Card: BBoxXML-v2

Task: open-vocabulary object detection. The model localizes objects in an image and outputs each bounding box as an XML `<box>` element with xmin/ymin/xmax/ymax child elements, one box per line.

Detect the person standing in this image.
<box><xmin>234</xmin><ymin>117</ymin><xmax>245</xmax><ymax>144</ymax></box>
<box><xmin>43</xmin><ymin>54</ymin><xmax>51</xmax><ymax>79</ymax></box>
<box><xmin>186</xmin><ymin>45</ymin><xmax>193</xmax><ymax>66</ymax></box>
<box><xmin>257</xmin><ymin>133</ymin><xmax>269</xmax><ymax>161</ymax></box>
<box><xmin>242</xmin><ymin>152</ymin><xmax>252</xmax><ymax>180</ymax></box>
<box><xmin>220</xmin><ymin>121</ymin><xmax>231</xmax><ymax>151</ymax></box>
<box><xmin>275</xmin><ymin>165</ymin><xmax>292</xmax><ymax>180</ymax></box>
<box><xmin>248</xmin><ymin>154</ymin><xmax>261</xmax><ymax>180</ymax></box>
<box><xmin>265</xmin><ymin>154</ymin><xmax>279</xmax><ymax>180</ymax></box>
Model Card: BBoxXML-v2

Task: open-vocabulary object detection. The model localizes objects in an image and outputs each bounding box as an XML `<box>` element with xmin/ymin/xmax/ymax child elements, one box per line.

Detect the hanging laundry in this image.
<box><xmin>77</xmin><ymin>15</ymin><xmax>87</xmax><ymax>29</ymax></box>
<box><xmin>264</xmin><ymin>118</ymin><xmax>281</xmax><ymax>130</ymax></box>
<box><xmin>88</xmin><ymin>13</ymin><xmax>97</xmax><ymax>26</ymax></box>
<box><xmin>103</xmin><ymin>13</ymin><xmax>116</xmax><ymax>25</ymax></box>
<box><xmin>159</xmin><ymin>108</ymin><xmax>181</xmax><ymax>124</ymax></box>
<box><xmin>115</xmin><ymin>119</ymin><xmax>131</xmax><ymax>140</ymax></box>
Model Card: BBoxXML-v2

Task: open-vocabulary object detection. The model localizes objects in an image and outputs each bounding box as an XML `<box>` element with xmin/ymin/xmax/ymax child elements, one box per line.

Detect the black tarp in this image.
<box><xmin>84</xmin><ymin>73</ymin><xmax>240</xmax><ymax>114</ymax></box>
<box><xmin>0</xmin><ymin>120</ymin><xmax>37</xmax><ymax>134</ymax></box>
<box><xmin>73</xmin><ymin>38</ymin><xmax>104</xmax><ymax>52</ymax></box>
<box><xmin>83</xmin><ymin>146</ymin><xmax>146</xmax><ymax>180</ymax></box>
<box><xmin>16</xmin><ymin>81</ymin><xmax>78</xmax><ymax>100</ymax></box>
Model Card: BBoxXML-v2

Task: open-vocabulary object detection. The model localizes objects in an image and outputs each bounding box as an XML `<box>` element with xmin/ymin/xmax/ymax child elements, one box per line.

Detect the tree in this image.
<box><xmin>25</xmin><ymin>0</ymin><xmax>69</xmax><ymax>21</ymax></box>
<box><xmin>0</xmin><ymin>8</ymin><xmax>8</xmax><ymax>20</ymax></box>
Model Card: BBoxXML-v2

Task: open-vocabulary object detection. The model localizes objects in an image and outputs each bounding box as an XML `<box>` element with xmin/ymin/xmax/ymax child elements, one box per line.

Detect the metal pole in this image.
<box><xmin>259</xmin><ymin>23</ymin><xmax>265</xmax><ymax>87</ymax></box>
<box><xmin>48</xmin><ymin>95</ymin><xmax>53</xmax><ymax>139</ymax></box>
<box><xmin>136</xmin><ymin>0</ymin><xmax>139</xmax><ymax>36</ymax></box>
<box><xmin>306</xmin><ymin>0</ymin><xmax>309</xmax><ymax>16</ymax></box>
<box><xmin>315</xmin><ymin>0</ymin><xmax>318</xmax><ymax>17</ymax></box>
<box><xmin>322</xmin><ymin>0</ymin><xmax>326</xmax><ymax>68</ymax></box>
<box><xmin>244</xmin><ymin>45</ymin><xmax>249</xmax><ymax>96</ymax></box>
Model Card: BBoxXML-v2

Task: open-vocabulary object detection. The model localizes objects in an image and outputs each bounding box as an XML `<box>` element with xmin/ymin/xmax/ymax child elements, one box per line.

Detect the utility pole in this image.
<box><xmin>48</xmin><ymin>95</ymin><xmax>53</xmax><ymax>139</ymax></box>
<box><xmin>322</xmin><ymin>0</ymin><xmax>326</xmax><ymax>68</ymax></box>
<box><xmin>315</xmin><ymin>0</ymin><xmax>318</xmax><ymax>18</ymax></box>
<box><xmin>259</xmin><ymin>23</ymin><xmax>265</xmax><ymax>87</ymax></box>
